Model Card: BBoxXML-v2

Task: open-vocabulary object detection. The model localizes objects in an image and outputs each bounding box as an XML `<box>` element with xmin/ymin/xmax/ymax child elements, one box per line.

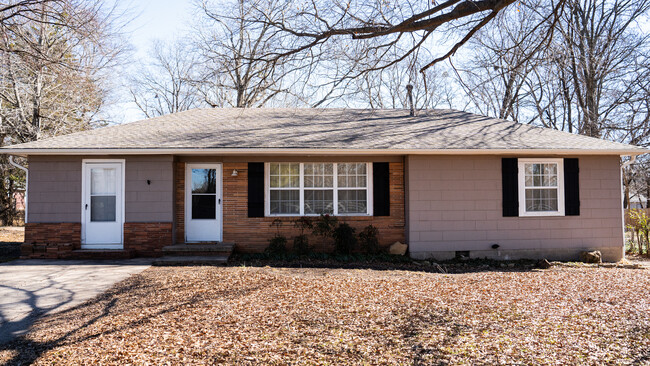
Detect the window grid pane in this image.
<box><xmin>525</xmin><ymin>188</ymin><xmax>558</xmax><ymax>212</ymax></box>
<box><xmin>524</xmin><ymin>162</ymin><xmax>559</xmax><ymax>212</ymax></box>
<box><xmin>270</xmin><ymin>189</ymin><xmax>300</xmax><ymax>214</ymax></box>
<box><xmin>268</xmin><ymin>162</ymin><xmax>370</xmax><ymax>216</ymax></box>
<box><xmin>304</xmin><ymin>189</ymin><xmax>334</xmax><ymax>214</ymax></box>
<box><xmin>338</xmin><ymin>189</ymin><xmax>367</xmax><ymax>214</ymax></box>
<box><xmin>304</xmin><ymin>163</ymin><xmax>334</xmax><ymax>188</ymax></box>
<box><xmin>337</xmin><ymin>163</ymin><xmax>368</xmax><ymax>188</ymax></box>
<box><xmin>269</xmin><ymin>163</ymin><xmax>300</xmax><ymax>188</ymax></box>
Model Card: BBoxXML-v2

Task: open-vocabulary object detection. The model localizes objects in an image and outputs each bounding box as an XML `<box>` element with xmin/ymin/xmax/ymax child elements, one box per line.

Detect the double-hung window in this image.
<box><xmin>266</xmin><ymin>162</ymin><xmax>372</xmax><ymax>216</ymax></box>
<box><xmin>518</xmin><ymin>158</ymin><xmax>564</xmax><ymax>216</ymax></box>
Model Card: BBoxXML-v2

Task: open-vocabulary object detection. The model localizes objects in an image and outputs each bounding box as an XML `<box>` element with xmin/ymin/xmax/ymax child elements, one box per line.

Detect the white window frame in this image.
<box><xmin>518</xmin><ymin>158</ymin><xmax>565</xmax><ymax>217</ymax></box>
<box><xmin>264</xmin><ymin>162</ymin><xmax>373</xmax><ymax>217</ymax></box>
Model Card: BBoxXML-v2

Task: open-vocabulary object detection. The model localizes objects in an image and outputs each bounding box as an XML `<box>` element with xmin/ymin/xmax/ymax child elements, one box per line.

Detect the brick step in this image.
<box><xmin>68</xmin><ymin>249</ymin><xmax>135</xmax><ymax>260</ymax></box>
<box><xmin>162</xmin><ymin>243</ymin><xmax>234</xmax><ymax>256</ymax></box>
<box><xmin>152</xmin><ymin>255</ymin><xmax>229</xmax><ymax>266</ymax></box>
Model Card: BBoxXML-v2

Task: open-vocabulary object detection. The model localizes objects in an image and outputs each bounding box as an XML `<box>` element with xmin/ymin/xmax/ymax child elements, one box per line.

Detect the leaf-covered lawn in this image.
<box><xmin>1</xmin><ymin>265</ymin><xmax>649</xmax><ymax>365</ymax></box>
<box><xmin>0</xmin><ymin>227</ymin><xmax>23</xmax><ymax>242</ymax></box>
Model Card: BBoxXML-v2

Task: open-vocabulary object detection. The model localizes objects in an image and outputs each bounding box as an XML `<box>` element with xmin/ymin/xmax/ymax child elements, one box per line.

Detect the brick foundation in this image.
<box><xmin>124</xmin><ymin>222</ymin><xmax>173</xmax><ymax>257</ymax></box>
<box><xmin>23</xmin><ymin>222</ymin><xmax>81</xmax><ymax>259</ymax></box>
<box><xmin>174</xmin><ymin>161</ymin><xmax>406</xmax><ymax>253</ymax></box>
<box><xmin>22</xmin><ymin>222</ymin><xmax>172</xmax><ymax>258</ymax></box>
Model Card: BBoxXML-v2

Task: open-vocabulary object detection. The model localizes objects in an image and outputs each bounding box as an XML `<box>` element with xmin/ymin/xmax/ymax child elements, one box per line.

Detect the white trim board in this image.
<box><xmin>2</xmin><ymin>148</ymin><xmax>646</xmax><ymax>156</ymax></box>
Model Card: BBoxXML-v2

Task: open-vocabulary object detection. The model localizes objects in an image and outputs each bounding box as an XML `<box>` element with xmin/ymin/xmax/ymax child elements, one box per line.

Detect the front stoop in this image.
<box><xmin>153</xmin><ymin>243</ymin><xmax>235</xmax><ymax>266</ymax></box>
<box><xmin>68</xmin><ymin>249</ymin><xmax>135</xmax><ymax>260</ymax></box>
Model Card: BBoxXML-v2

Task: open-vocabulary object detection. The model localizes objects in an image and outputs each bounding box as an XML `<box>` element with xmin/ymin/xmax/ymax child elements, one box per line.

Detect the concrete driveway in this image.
<box><xmin>0</xmin><ymin>258</ymin><xmax>152</xmax><ymax>344</ymax></box>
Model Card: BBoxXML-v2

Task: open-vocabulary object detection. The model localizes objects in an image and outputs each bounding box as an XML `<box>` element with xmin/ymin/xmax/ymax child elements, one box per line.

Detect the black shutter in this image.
<box><xmin>564</xmin><ymin>158</ymin><xmax>580</xmax><ymax>216</ymax></box>
<box><xmin>502</xmin><ymin>158</ymin><xmax>519</xmax><ymax>217</ymax></box>
<box><xmin>373</xmin><ymin>162</ymin><xmax>390</xmax><ymax>216</ymax></box>
<box><xmin>248</xmin><ymin>162</ymin><xmax>264</xmax><ymax>217</ymax></box>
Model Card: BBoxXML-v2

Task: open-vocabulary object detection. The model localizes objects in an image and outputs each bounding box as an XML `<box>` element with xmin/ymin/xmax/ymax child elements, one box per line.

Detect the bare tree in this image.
<box><xmin>0</xmin><ymin>0</ymin><xmax>129</xmax><ymax>224</ymax></box>
<box><xmin>130</xmin><ymin>41</ymin><xmax>203</xmax><ymax>118</ymax></box>
<box><xmin>193</xmin><ymin>0</ymin><xmax>311</xmax><ymax>108</ymax></box>
<box><xmin>250</xmin><ymin>0</ymin><xmax>565</xmax><ymax>75</ymax></box>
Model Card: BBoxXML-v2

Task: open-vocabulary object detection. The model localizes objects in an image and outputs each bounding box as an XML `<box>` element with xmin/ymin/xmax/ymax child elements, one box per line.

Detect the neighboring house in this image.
<box><xmin>13</xmin><ymin>190</ymin><xmax>25</xmax><ymax>211</ymax></box>
<box><xmin>1</xmin><ymin>109</ymin><xmax>645</xmax><ymax>262</ymax></box>
<box><xmin>628</xmin><ymin>195</ymin><xmax>647</xmax><ymax>209</ymax></box>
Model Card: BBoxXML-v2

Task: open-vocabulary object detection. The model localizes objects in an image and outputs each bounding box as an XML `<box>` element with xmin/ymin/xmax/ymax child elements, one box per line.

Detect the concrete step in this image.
<box><xmin>152</xmin><ymin>255</ymin><xmax>229</xmax><ymax>266</ymax></box>
<box><xmin>68</xmin><ymin>249</ymin><xmax>135</xmax><ymax>260</ymax></box>
<box><xmin>162</xmin><ymin>243</ymin><xmax>234</xmax><ymax>256</ymax></box>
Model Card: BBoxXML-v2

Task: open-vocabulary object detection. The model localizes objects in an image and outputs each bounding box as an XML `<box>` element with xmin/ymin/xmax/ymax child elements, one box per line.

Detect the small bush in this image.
<box><xmin>293</xmin><ymin>234</ymin><xmax>310</xmax><ymax>255</ymax></box>
<box><xmin>266</xmin><ymin>234</ymin><xmax>288</xmax><ymax>255</ymax></box>
<box><xmin>359</xmin><ymin>225</ymin><xmax>380</xmax><ymax>254</ymax></box>
<box><xmin>293</xmin><ymin>217</ymin><xmax>314</xmax><ymax>255</ymax></box>
<box><xmin>333</xmin><ymin>223</ymin><xmax>357</xmax><ymax>255</ymax></box>
<box><xmin>312</xmin><ymin>214</ymin><xmax>338</xmax><ymax>238</ymax></box>
<box><xmin>265</xmin><ymin>218</ymin><xmax>288</xmax><ymax>255</ymax></box>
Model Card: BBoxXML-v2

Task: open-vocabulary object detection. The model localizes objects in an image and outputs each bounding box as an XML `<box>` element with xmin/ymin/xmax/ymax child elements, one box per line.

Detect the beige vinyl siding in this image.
<box><xmin>28</xmin><ymin>156</ymin><xmax>82</xmax><ymax>223</ymax></box>
<box><xmin>28</xmin><ymin>155</ymin><xmax>174</xmax><ymax>223</ymax></box>
<box><xmin>407</xmin><ymin>155</ymin><xmax>624</xmax><ymax>261</ymax></box>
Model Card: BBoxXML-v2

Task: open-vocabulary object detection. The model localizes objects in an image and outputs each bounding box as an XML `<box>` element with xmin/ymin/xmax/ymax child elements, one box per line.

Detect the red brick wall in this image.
<box><xmin>22</xmin><ymin>222</ymin><xmax>81</xmax><ymax>258</ymax></box>
<box><xmin>23</xmin><ymin>222</ymin><xmax>172</xmax><ymax>258</ymax></box>
<box><xmin>124</xmin><ymin>222</ymin><xmax>173</xmax><ymax>257</ymax></box>
<box><xmin>175</xmin><ymin>161</ymin><xmax>406</xmax><ymax>253</ymax></box>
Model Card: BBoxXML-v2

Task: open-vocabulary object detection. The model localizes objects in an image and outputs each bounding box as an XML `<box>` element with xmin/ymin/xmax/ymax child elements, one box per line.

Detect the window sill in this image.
<box><xmin>519</xmin><ymin>211</ymin><xmax>565</xmax><ymax>217</ymax></box>
<box><xmin>266</xmin><ymin>214</ymin><xmax>372</xmax><ymax>218</ymax></box>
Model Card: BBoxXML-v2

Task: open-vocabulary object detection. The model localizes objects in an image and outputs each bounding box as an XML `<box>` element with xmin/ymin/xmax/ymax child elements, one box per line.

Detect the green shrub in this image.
<box><xmin>359</xmin><ymin>225</ymin><xmax>380</xmax><ymax>254</ymax></box>
<box><xmin>293</xmin><ymin>217</ymin><xmax>313</xmax><ymax>255</ymax></box>
<box><xmin>312</xmin><ymin>214</ymin><xmax>338</xmax><ymax>238</ymax></box>
<box><xmin>293</xmin><ymin>234</ymin><xmax>310</xmax><ymax>255</ymax></box>
<box><xmin>265</xmin><ymin>218</ymin><xmax>288</xmax><ymax>255</ymax></box>
<box><xmin>333</xmin><ymin>223</ymin><xmax>357</xmax><ymax>255</ymax></box>
<box><xmin>266</xmin><ymin>235</ymin><xmax>288</xmax><ymax>255</ymax></box>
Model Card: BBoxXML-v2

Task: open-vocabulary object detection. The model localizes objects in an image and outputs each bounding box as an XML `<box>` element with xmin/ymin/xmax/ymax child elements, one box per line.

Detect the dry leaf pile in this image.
<box><xmin>1</xmin><ymin>265</ymin><xmax>648</xmax><ymax>365</ymax></box>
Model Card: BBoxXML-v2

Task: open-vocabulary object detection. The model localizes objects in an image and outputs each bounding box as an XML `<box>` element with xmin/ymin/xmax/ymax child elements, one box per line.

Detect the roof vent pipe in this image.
<box><xmin>406</xmin><ymin>84</ymin><xmax>415</xmax><ymax>117</ymax></box>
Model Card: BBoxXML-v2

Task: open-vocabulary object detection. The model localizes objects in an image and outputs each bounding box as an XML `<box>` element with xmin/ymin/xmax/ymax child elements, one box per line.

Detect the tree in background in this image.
<box><xmin>0</xmin><ymin>0</ymin><xmax>128</xmax><ymax>225</ymax></box>
<box><xmin>130</xmin><ymin>40</ymin><xmax>203</xmax><ymax>118</ymax></box>
<box><xmin>191</xmin><ymin>0</ymin><xmax>311</xmax><ymax>108</ymax></box>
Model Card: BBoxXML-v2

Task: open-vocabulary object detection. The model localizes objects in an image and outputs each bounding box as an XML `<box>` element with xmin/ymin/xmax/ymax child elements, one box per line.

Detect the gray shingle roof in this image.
<box><xmin>1</xmin><ymin>108</ymin><xmax>645</xmax><ymax>154</ymax></box>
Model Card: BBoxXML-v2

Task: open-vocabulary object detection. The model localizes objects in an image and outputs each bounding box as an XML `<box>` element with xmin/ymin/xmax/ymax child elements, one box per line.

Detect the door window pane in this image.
<box><xmin>91</xmin><ymin>196</ymin><xmax>116</xmax><ymax>222</ymax></box>
<box><xmin>91</xmin><ymin>168</ymin><xmax>116</xmax><ymax>195</ymax></box>
<box><xmin>192</xmin><ymin>195</ymin><xmax>216</xmax><ymax>219</ymax></box>
<box><xmin>192</xmin><ymin>169</ymin><xmax>217</xmax><ymax>193</ymax></box>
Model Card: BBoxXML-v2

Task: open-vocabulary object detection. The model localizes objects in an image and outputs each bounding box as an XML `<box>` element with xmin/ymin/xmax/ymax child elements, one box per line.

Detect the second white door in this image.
<box><xmin>185</xmin><ymin>163</ymin><xmax>222</xmax><ymax>242</ymax></box>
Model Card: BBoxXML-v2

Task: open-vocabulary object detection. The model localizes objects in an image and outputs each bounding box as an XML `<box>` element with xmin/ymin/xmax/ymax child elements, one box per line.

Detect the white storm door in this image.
<box><xmin>185</xmin><ymin>164</ymin><xmax>222</xmax><ymax>242</ymax></box>
<box><xmin>82</xmin><ymin>161</ymin><xmax>124</xmax><ymax>248</ymax></box>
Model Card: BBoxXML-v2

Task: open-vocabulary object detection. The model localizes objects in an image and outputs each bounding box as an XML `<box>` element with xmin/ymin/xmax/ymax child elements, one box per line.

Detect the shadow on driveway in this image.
<box><xmin>0</xmin><ymin>259</ymin><xmax>152</xmax><ymax>345</ymax></box>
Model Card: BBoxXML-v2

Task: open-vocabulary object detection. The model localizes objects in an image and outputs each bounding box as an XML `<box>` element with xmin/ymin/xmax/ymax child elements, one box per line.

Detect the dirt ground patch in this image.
<box><xmin>1</xmin><ymin>265</ymin><xmax>649</xmax><ymax>365</ymax></box>
<box><xmin>0</xmin><ymin>227</ymin><xmax>23</xmax><ymax>242</ymax></box>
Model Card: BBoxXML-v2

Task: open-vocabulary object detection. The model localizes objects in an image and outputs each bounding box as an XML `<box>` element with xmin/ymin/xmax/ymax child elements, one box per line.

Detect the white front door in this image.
<box><xmin>82</xmin><ymin>161</ymin><xmax>124</xmax><ymax>249</ymax></box>
<box><xmin>185</xmin><ymin>163</ymin><xmax>222</xmax><ymax>242</ymax></box>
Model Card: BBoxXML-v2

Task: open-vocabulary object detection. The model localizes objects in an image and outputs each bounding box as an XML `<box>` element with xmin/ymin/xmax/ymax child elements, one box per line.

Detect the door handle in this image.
<box><xmin>218</xmin><ymin>198</ymin><xmax>221</xmax><ymax>204</ymax></box>
<box><xmin>85</xmin><ymin>204</ymin><xmax>88</xmax><ymax>210</ymax></box>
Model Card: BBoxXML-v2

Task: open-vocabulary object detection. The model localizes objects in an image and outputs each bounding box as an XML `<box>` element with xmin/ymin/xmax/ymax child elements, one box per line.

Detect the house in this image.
<box><xmin>1</xmin><ymin>108</ymin><xmax>645</xmax><ymax>262</ymax></box>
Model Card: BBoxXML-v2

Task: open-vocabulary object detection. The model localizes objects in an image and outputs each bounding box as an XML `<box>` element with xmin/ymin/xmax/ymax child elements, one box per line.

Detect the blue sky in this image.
<box><xmin>109</xmin><ymin>0</ymin><xmax>195</xmax><ymax>124</ymax></box>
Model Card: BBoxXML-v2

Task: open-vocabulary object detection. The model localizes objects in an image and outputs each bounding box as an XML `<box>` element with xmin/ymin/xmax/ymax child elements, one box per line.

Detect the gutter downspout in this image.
<box><xmin>620</xmin><ymin>154</ymin><xmax>638</xmax><ymax>261</ymax></box>
<box><xmin>621</xmin><ymin>154</ymin><xmax>637</xmax><ymax>170</ymax></box>
<box><xmin>9</xmin><ymin>155</ymin><xmax>28</xmax><ymax>224</ymax></box>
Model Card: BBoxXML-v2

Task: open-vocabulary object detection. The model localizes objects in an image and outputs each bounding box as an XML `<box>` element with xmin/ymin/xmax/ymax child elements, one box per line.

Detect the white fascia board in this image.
<box><xmin>0</xmin><ymin>148</ymin><xmax>647</xmax><ymax>156</ymax></box>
